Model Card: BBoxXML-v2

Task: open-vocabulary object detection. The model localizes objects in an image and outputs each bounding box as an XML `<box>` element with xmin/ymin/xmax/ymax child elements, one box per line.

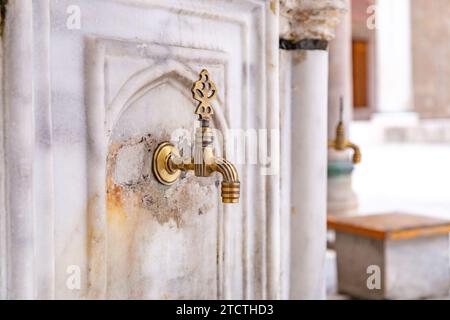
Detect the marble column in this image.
<box><xmin>280</xmin><ymin>0</ymin><xmax>347</xmax><ymax>300</ymax></box>
<box><xmin>327</xmin><ymin>0</ymin><xmax>358</xmax><ymax>217</ymax></box>
<box><xmin>2</xmin><ymin>0</ymin><xmax>35</xmax><ymax>299</ymax></box>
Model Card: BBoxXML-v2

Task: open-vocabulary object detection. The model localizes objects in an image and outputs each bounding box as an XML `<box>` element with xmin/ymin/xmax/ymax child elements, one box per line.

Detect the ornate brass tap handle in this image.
<box><xmin>153</xmin><ymin>69</ymin><xmax>240</xmax><ymax>204</ymax></box>
<box><xmin>192</xmin><ymin>69</ymin><xmax>217</xmax><ymax>121</ymax></box>
<box><xmin>328</xmin><ymin>97</ymin><xmax>362</xmax><ymax>165</ymax></box>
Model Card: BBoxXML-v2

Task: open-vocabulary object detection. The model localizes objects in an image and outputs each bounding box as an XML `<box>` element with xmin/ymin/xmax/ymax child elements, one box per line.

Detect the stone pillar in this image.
<box><xmin>280</xmin><ymin>0</ymin><xmax>347</xmax><ymax>300</ymax></box>
<box><xmin>327</xmin><ymin>0</ymin><xmax>358</xmax><ymax>217</ymax></box>
<box><xmin>3</xmin><ymin>0</ymin><xmax>35</xmax><ymax>299</ymax></box>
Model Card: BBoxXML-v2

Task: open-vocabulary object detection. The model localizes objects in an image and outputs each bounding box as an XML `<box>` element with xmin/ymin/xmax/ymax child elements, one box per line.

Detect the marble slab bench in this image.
<box><xmin>328</xmin><ymin>213</ymin><xmax>450</xmax><ymax>300</ymax></box>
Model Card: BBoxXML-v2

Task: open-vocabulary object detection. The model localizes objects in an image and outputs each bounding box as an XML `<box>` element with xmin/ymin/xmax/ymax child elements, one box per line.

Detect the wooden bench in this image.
<box><xmin>328</xmin><ymin>213</ymin><xmax>450</xmax><ymax>300</ymax></box>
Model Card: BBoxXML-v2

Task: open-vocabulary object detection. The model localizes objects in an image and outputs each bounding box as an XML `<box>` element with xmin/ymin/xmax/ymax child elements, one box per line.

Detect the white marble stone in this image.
<box><xmin>1</xmin><ymin>0</ymin><xmax>353</xmax><ymax>301</ymax></box>
<box><xmin>289</xmin><ymin>50</ymin><xmax>329</xmax><ymax>299</ymax></box>
<box><xmin>1</xmin><ymin>0</ymin><xmax>281</xmax><ymax>300</ymax></box>
<box><xmin>280</xmin><ymin>0</ymin><xmax>347</xmax><ymax>300</ymax></box>
<box><xmin>2</xmin><ymin>0</ymin><xmax>35</xmax><ymax>300</ymax></box>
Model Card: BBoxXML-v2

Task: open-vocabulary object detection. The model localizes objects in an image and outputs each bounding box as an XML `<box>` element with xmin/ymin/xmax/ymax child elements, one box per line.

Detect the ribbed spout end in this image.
<box><xmin>221</xmin><ymin>181</ymin><xmax>240</xmax><ymax>204</ymax></box>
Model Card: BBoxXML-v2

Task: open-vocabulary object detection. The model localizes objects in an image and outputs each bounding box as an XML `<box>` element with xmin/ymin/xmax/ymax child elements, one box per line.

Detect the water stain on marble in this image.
<box><xmin>293</xmin><ymin>50</ymin><xmax>307</xmax><ymax>65</ymax></box>
<box><xmin>106</xmin><ymin>133</ymin><xmax>215</xmax><ymax>228</ymax></box>
<box><xmin>102</xmin><ymin>133</ymin><xmax>218</xmax><ymax>298</ymax></box>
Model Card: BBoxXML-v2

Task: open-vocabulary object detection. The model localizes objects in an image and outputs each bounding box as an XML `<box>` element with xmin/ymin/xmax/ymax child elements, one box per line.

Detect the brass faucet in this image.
<box><xmin>328</xmin><ymin>97</ymin><xmax>362</xmax><ymax>164</ymax></box>
<box><xmin>152</xmin><ymin>69</ymin><xmax>240</xmax><ymax>204</ymax></box>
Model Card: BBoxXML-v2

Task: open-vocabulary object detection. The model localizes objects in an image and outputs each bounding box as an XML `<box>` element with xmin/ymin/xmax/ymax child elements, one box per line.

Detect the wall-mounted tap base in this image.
<box><xmin>152</xmin><ymin>142</ymin><xmax>181</xmax><ymax>185</ymax></box>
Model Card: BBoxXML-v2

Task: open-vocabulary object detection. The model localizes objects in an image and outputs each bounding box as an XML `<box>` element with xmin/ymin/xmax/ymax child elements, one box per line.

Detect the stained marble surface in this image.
<box><xmin>1</xmin><ymin>0</ymin><xmax>280</xmax><ymax>300</ymax></box>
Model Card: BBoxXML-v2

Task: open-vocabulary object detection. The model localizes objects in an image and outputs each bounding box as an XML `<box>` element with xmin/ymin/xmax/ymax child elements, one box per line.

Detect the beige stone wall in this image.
<box><xmin>412</xmin><ymin>0</ymin><xmax>450</xmax><ymax>118</ymax></box>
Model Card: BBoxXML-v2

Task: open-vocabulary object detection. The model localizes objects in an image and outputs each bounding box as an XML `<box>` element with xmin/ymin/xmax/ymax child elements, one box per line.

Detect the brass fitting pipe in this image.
<box><xmin>328</xmin><ymin>97</ymin><xmax>362</xmax><ymax>165</ymax></box>
<box><xmin>159</xmin><ymin>151</ymin><xmax>240</xmax><ymax>204</ymax></box>
<box><xmin>152</xmin><ymin>69</ymin><xmax>240</xmax><ymax>204</ymax></box>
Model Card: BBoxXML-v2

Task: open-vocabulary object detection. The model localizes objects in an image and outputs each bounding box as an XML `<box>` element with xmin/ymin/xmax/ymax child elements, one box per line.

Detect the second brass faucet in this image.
<box><xmin>152</xmin><ymin>69</ymin><xmax>240</xmax><ymax>204</ymax></box>
<box><xmin>328</xmin><ymin>97</ymin><xmax>362</xmax><ymax>164</ymax></box>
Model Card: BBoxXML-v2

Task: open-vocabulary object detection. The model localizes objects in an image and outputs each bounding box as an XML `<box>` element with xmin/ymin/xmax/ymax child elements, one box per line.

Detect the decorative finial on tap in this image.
<box><xmin>191</xmin><ymin>69</ymin><xmax>217</xmax><ymax>121</ymax></box>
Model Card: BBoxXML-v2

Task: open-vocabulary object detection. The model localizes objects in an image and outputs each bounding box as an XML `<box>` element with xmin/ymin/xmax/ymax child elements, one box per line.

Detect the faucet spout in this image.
<box><xmin>209</xmin><ymin>158</ymin><xmax>240</xmax><ymax>204</ymax></box>
<box><xmin>346</xmin><ymin>142</ymin><xmax>361</xmax><ymax>165</ymax></box>
<box><xmin>328</xmin><ymin>97</ymin><xmax>362</xmax><ymax>165</ymax></box>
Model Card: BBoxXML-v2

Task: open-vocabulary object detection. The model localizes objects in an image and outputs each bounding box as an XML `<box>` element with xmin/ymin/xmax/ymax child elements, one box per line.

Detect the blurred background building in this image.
<box><xmin>327</xmin><ymin>0</ymin><xmax>450</xmax><ymax>298</ymax></box>
<box><xmin>328</xmin><ymin>0</ymin><xmax>450</xmax><ymax>218</ymax></box>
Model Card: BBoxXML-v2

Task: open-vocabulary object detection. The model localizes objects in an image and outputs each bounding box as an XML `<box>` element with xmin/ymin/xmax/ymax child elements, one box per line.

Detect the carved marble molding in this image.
<box><xmin>280</xmin><ymin>0</ymin><xmax>348</xmax><ymax>42</ymax></box>
<box><xmin>1</xmin><ymin>0</ymin><xmax>281</xmax><ymax>300</ymax></box>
